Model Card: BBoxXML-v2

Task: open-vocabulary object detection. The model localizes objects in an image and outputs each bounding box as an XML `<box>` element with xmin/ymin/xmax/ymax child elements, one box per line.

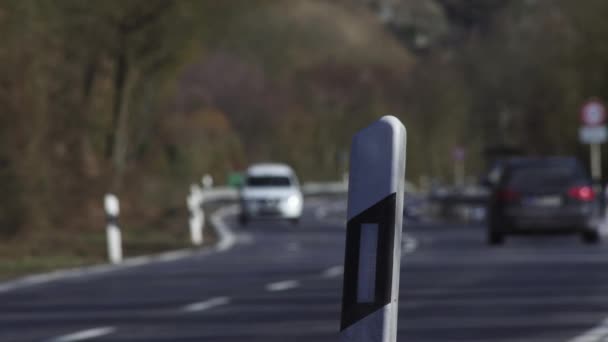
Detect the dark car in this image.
<box><xmin>487</xmin><ymin>157</ymin><xmax>601</xmax><ymax>245</ymax></box>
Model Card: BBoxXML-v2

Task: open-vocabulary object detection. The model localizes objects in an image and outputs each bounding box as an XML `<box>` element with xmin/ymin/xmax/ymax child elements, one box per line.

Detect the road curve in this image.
<box><xmin>2</xmin><ymin>198</ymin><xmax>608</xmax><ymax>341</ymax></box>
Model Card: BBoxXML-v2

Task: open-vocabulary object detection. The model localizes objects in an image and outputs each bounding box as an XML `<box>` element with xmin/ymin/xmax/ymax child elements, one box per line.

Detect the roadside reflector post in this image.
<box><xmin>340</xmin><ymin>116</ymin><xmax>406</xmax><ymax>342</ymax></box>
<box><xmin>187</xmin><ymin>184</ymin><xmax>205</xmax><ymax>246</ymax></box>
<box><xmin>202</xmin><ymin>174</ymin><xmax>214</xmax><ymax>189</ymax></box>
<box><xmin>104</xmin><ymin>193</ymin><xmax>123</xmax><ymax>264</ymax></box>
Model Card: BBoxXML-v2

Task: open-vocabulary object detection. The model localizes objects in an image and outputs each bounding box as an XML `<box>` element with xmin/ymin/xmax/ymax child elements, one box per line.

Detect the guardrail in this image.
<box><xmin>427</xmin><ymin>187</ymin><xmax>489</xmax><ymax>223</ymax></box>
<box><xmin>103</xmin><ymin>181</ymin><xmax>350</xmax><ymax>264</ymax></box>
<box><xmin>200</xmin><ymin>181</ymin><xmax>349</xmax><ymax>202</ymax></box>
<box><xmin>427</xmin><ymin>184</ymin><xmax>608</xmax><ymax>224</ymax></box>
<box><xmin>201</xmin><ymin>181</ymin><xmax>421</xmax><ymax>199</ymax></box>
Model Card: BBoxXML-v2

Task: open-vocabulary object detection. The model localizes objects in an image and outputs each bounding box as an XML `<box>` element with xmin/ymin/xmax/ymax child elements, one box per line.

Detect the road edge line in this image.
<box><xmin>0</xmin><ymin>204</ymin><xmax>240</xmax><ymax>294</ymax></box>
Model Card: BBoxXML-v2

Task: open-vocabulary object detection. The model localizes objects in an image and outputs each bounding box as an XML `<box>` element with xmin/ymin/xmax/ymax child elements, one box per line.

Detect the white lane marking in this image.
<box><xmin>0</xmin><ymin>265</ymin><xmax>112</xmax><ymax>294</ymax></box>
<box><xmin>266</xmin><ymin>280</ymin><xmax>300</xmax><ymax>292</ymax></box>
<box><xmin>568</xmin><ymin>318</ymin><xmax>608</xmax><ymax>342</ymax></box>
<box><xmin>156</xmin><ymin>250</ymin><xmax>192</xmax><ymax>263</ymax></box>
<box><xmin>47</xmin><ymin>327</ymin><xmax>116</xmax><ymax>342</ymax></box>
<box><xmin>402</xmin><ymin>233</ymin><xmax>418</xmax><ymax>255</ymax></box>
<box><xmin>0</xmin><ymin>205</ymin><xmax>241</xmax><ymax>295</ymax></box>
<box><xmin>182</xmin><ymin>296</ymin><xmax>231</xmax><ymax>313</ymax></box>
<box><xmin>322</xmin><ymin>265</ymin><xmax>344</xmax><ymax>278</ymax></box>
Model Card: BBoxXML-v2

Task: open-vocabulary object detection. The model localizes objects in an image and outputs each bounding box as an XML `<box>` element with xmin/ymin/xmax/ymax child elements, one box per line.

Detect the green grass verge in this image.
<box><xmin>0</xmin><ymin>205</ymin><xmax>221</xmax><ymax>281</ymax></box>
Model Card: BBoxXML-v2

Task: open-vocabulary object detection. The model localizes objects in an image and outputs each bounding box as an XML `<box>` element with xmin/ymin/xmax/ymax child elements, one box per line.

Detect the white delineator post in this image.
<box><xmin>340</xmin><ymin>116</ymin><xmax>407</xmax><ymax>342</ymax></box>
<box><xmin>187</xmin><ymin>184</ymin><xmax>205</xmax><ymax>246</ymax></box>
<box><xmin>104</xmin><ymin>194</ymin><xmax>123</xmax><ymax>264</ymax></box>
<box><xmin>202</xmin><ymin>174</ymin><xmax>214</xmax><ymax>189</ymax></box>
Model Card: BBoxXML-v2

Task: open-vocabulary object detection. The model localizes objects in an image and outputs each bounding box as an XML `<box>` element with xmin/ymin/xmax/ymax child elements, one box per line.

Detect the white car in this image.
<box><xmin>239</xmin><ymin>163</ymin><xmax>303</xmax><ymax>225</ymax></box>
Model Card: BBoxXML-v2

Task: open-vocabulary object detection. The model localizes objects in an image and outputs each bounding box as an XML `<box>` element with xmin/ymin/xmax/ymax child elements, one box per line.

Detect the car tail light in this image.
<box><xmin>497</xmin><ymin>188</ymin><xmax>520</xmax><ymax>202</ymax></box>
<box><xmin>568</xmin><ymin>186</ymin><xmax>595</xmax><ymax>201</ymax></box>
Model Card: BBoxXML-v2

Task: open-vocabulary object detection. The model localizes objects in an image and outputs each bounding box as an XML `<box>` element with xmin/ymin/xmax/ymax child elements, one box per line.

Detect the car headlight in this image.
<box><xmin>286</xmin><ymin>194</ymin><xmax>301</xmax><ymax>207</ymax></box>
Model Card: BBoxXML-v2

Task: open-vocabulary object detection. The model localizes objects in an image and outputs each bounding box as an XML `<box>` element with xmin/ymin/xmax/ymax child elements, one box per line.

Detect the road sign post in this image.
<box><xmin>340</xmin><ymin>116</ymin><xmax>406</xmax><ymax>342</ymax></box>
<box><xmin>579</xmin><ymin>99</ymin><xmax>607</xmax><ymax>182</ymax></box>
<box><xmin>104</xmin><ymin>193</ymin><xmax>123</xmax><ymax>264</ymax></box>
<box><xmin>591</xmin><ymin>143</ymin><xmax>602</xmax><ymax>181</ymax></box>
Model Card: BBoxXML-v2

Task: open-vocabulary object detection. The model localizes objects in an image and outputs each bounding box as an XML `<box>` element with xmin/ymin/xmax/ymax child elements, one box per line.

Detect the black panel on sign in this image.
<box><xmin>340</xmin><ymin>193</ymin><xmax>397</xmax><ymax>331</ymax></box>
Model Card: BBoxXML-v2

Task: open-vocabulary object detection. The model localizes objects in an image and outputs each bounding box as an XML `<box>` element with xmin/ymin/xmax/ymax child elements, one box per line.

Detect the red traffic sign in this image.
<box><xmin>581</xmin><ymin>99</ymin><xmax>606</xmax><ymax>126</ymax></box>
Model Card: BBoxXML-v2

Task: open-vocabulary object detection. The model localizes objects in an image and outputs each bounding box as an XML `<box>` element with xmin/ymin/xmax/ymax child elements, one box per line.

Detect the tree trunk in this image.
<box><xmin>108</xmin><ymin>30</ymin><xmax>139</xmax><ymax>191</ymax></box>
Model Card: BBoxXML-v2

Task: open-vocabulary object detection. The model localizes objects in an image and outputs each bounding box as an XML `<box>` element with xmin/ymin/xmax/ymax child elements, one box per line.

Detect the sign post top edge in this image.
<box><xmin>347</xmin><ymin>115</ymin><xmax>406</xmax><ymax>220</ymax></box>
<box><xmin>379</xmin><ymin>115</ymin><xmax>406</xmax><ymax>136</ymax></box>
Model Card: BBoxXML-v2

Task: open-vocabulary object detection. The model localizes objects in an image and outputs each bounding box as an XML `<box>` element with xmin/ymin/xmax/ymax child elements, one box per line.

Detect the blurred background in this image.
<box><xmin>1</xmin><ymin>0</ymin><xmax>608</xmax><ymax>278</ymax></box>
<box><xmin>6</xmin><ymin>1</ymin><xmax>608</xmax><ymax>341</ymax></box>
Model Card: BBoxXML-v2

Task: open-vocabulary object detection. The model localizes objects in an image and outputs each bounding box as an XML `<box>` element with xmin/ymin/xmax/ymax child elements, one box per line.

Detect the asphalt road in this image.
<box><xmin>3</xmin><ymin>198</ymin><xmax>608</xmax><ymax>341</ymax></box>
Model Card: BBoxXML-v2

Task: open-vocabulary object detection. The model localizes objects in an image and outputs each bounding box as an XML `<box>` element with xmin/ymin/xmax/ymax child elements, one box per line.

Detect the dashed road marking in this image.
<box><xmin>182</xmin><ymin>296</ymin><xmax>231</xmax><ymax>313</ymax></box>
<box><xmin>47</xmin><ymin>327</ymin><xmax>116</xmax><ymax>342</ymax></box>
<box><xmin>266</xmin><ymin>280</ymin><xmax>300</xmax><ymax>292</ymax></box>
<box><xmin>568</xmin><ymin>318</ymin><xmax>608</xmax><ymax>342</ymax></box>
<box><xmin>322</xmin><ymin>265</ymin><xmax>344</xmax><ymax>278</ymax></box>
<box><xmin>402</xmin><ymin>233</ymin><xmax>418</xmax><ymax>255</ymax></box>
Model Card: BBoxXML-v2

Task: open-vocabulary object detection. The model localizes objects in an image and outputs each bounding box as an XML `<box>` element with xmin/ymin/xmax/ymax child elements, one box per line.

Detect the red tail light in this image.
<box><xmin>497</xmin><ymin>188</ymin><xmax>520</xmax><ymax>202</ymax></box>
<box><xmin>568</xmin><ymin>186</ymin><xmax>595</xmax><ymax>201</ymax></box>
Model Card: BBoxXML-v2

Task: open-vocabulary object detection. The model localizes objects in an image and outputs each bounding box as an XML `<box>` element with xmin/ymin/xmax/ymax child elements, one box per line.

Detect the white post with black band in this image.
<box><xmin>104</xmin><ymin>193</ymin><xmax>123</xmax><ymax>264</ymax></box>
<box><xmin>187</xmin><ymin>184</ymin><xmax>204</xmax><ymax>246</ymax></box>
<box><xmin>340</xmin><ymin>116</ymin><xmax>406</xmax><ymax>342</ymax></box>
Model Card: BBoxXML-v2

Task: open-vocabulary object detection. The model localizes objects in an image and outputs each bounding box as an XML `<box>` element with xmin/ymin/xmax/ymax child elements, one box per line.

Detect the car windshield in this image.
<box><xmin>507</xmin><ymin>166</ymin><xmax>582</xmax><ymax>188</ymax></box>
<box><xmin>246</xmin><ymin>176</ymin><xmax>291</xmax><ymax>187</ymax></box>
